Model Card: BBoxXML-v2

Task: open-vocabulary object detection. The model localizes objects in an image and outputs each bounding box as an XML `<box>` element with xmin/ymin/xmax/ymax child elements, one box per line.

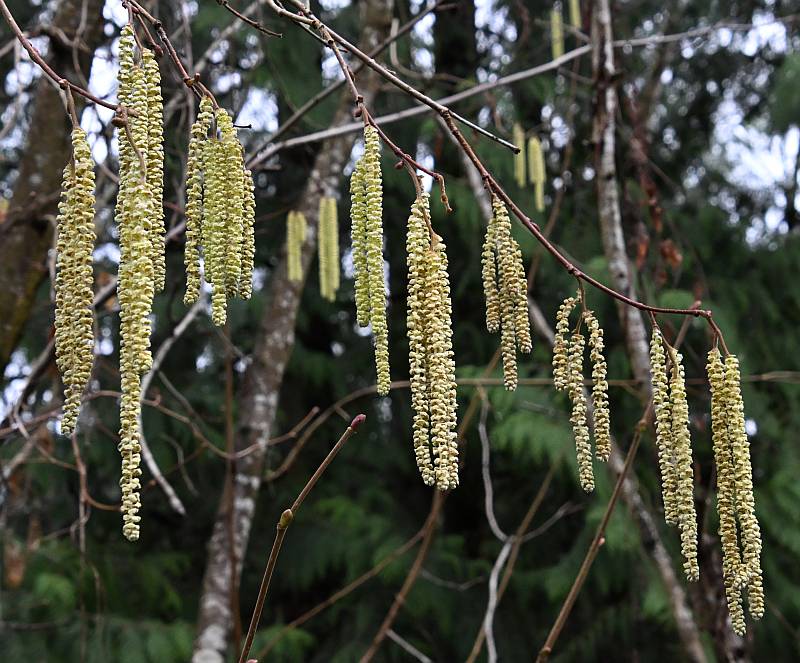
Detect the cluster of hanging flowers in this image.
<box><xmin>707</xmin><ymin>347</ymin><xmax>764</xmax><ymax>634</ymax></box>
<box><xmin>552</xmin><ymin>292</ymin><xmax>611</xmax><ymax>492</ymax></box>
<box><xmin>318</xmin><ymin>196</ymin><xmax>340</xmax><ymax>301</ymax></box>
<box><xmin>481</xmin><ymin>197</ymin><xmax>532</xmax><ymax>390</ymax></box>
<box><xmin>111</xmin><ymin>24</ymin><xmax>167</xmax><ymax>541</ymax></box>
<box><xmin>350</xmin><ymin>124</ymin><xmax>390</xmax><ymax>395</ymax></box>
<box><xmin>510</xmin><ymin>125</ymin><xmax>547</xmax><ymax>212</ymax></box>
<box><xmin>183</xmin><ymin>97</ymin><xmax>256</xmax><ymax>324</ymax></box>
<box><xmin>285</xmin><ymin>210</ymin><xmax>307</xmax><ymax>283</ymax></box>
<box><xmin>54</xmin><ymin>126</ymin><xmax>97</xmax><ymax>435</ymax></box>
<box><xmin>406</xmin><ymin>192</ymin><xmax>459</xmax><ymax>491</ymax></box>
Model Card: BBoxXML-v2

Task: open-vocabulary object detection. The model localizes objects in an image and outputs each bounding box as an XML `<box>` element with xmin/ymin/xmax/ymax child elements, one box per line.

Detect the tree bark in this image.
<box><xmin>0</xmin><ymin>0</ymin><xmax>107</xmax><ymax>374</ymax></box>
<box><xmin>191</xmin><ymin>3</ymin><xmax>394</xmax><ymax>661</ymax></box>
<box><xmin>590</xmin><ymin>2</ymin><xmax>709</xmax><ymax>661</ymax></box>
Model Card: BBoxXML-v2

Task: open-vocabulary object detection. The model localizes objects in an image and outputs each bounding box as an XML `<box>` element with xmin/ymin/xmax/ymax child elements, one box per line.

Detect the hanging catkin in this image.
<box><xmin>568</xmin><ymin>0</ymin><xmax>581</xmax><ymax>28</ymax></box>
<box><xmin>55</xmin><ymin>127</ymin><xmax>97</xmax><ymax>434</ymax></box>
<box><xmin>240</xmin><ymin>169</ymin><xmax>256</xmax><ymax>300</ymax></box>
<box><xmin>512</xmin><ymin>123</ymin><xmax>526</xmax><ymax>188</ymax></box>
<box><xmin>142</xmin><ymin>48</ymin><xmax>165</xmax><ymax>293</ymax></box>
<box><xmin>551</xmin><ymin>5</ymin><xmax>565</xmax><ymax>60</ymax></box>
<box><xmin>481</xmin><ymin>197</ymin><xmax>531</xmax><ymax>390</ymax></box>
<box><xmin>286</xmin><ymin>211</ymin><xmax>306</xmax><ymax>283</ymax></box>
<box><xmin>668</xmin><ymin>348</ymin><xmax>699</xmax><ymax>582</ymax></box>
<box><xmin>568</xmin><ymin>330</ymin><xmax>594</xmax><ymax>491</ymax></box>
<box><xmin>116</xmin><ymin>24</ymin><xmax>154</xmax><ymax>541</ymax></box>
<box><xmin>318</xmin><ymin>196</ymin><xmax>340</xmax><ymax>301</ymax></box>
<box><xmin>584</xmin><ymin>310</ymin><xmax>610</xmax><ymax>461</ymax></box>
<box><xmin>650</xmin><ymin>328</ymin><xmax>679</xmax><ymax>526</ymax></box>
<box><xmin>349</xmin><ymin>126</ymin><xmax>390</xmax><ymax>395</ymax></box>
<box><xmin>707</xmin><ymin>348</ymin><xmax>746</xmax><ymax>634</ymax></box>
<box><xmin>527</xmin><ymin>136</ymin><xmax>546</xmax><ymax>212</ymax></box>
<box><xmin>406</xmin><ymin>192</ymin><xmax>458</xmax><ymax>490</ymax></box>
<box><xmin>723</xmin><ymin>355</ymin><xmax>764</xmax><ymax>619</ymax></box>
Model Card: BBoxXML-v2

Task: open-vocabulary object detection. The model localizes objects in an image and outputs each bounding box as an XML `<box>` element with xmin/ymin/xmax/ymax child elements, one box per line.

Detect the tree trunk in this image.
<box><xmin>191</xmin><ymin>3</ymin><xmax>394</xmax><ymax>661</ymax></box>
<box><xmin>590</xmin><ymin>2</ymin><xmax>710</xmax><ymax>661</ymax></box>
<box><xmin>0</xmin><ymin>0</ymin><xmax>107</xmax><ymax>374</ymax></box>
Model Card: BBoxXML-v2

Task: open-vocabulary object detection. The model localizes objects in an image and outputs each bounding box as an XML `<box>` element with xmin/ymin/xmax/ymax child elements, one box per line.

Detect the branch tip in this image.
<box><xmin>350</xmin><ymin>413</ymin><xmax>366</xmax><ymax>430</ymax></box>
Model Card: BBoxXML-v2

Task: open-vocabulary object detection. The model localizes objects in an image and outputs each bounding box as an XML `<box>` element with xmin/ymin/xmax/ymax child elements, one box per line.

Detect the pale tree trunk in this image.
<box><xmin>191</xmin><ymin>2</ymin><xmax>394</xmax><ymax>661</ymax></box>
<box><xmin>0</xmin><ymin>0</ymin><xmax>106</xmax><ymax>374</ymax></box>
<box><xmin>590</xmin><ymin>2</ymin><xmax>712</xmax><ymax>661</ymax></box>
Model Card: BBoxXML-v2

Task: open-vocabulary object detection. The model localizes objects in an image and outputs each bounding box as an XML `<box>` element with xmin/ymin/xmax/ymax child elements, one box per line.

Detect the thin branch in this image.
<box><xmin>387</xmin><ymin>630</ymin><xmax>433</xmax><ymax>663</ymax></box>
<box><xmin>237</xmin><ymin>414</ymin><xmax>366</xmax><ymax>663</ymax></box>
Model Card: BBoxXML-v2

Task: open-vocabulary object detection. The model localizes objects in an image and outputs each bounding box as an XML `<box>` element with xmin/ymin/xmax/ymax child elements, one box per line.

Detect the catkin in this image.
<box><xmin>184</xmin><ymin>98</ymin><xmax>213</xmax><ymax>304</ymax></box>
<box><xmin>203</xmin><ymin>136</ymin><xmax>229</xmax><ymax>323</ymax></box>
<box><xmin>584</xmin><ymin>311</ymin><xmax>610</xmax><ymax>461</ymax></box>
<box><xmin>116</xmin><ymin>24</ymin><xmax>155</xmax><ymax>540</ymax></box>
<box><xmin>512</xmin><ymin>123</ymin><xmax>526</xmax><ymax>188</ymax></box>
<box><xmin>569</xmin><ymin>0</ymin><xmax>581</xmax><ymax>28</ymax></box>
<box><xmin>142</xmin><ymin>48</ymin><xmax>165</xmax><ymax>293</ymax></box>
<box><xmin>350</xmin><ymin>157</ymin><xmax>370</xmax><ymax>326</ymax></box>
<box><xmin>708</xmin><ymin>348</ymin><xmax>746</xmax><ymax>634</ymax></box>
<box><xmin>723</xmin><ymin>355</ymin><xmax>764</xmax><ymax>619</ymax></box>
<box><xmin>406</xmin><ymin>193</ymin><xmax>458</xmax><ymax>490</ymax></box>
<box><xmin>318</xmin><ymin>196</ymin><xmax>340</xmax><ymax>301</ymax></box>
<box><xmin>286</xmin><ymin>211</ymin><xmax>306</xmax><ymax>283</ymax></box>
<box><xmin>553</xmin><ymin>295</ymin><xmax>578</xmax><ymax>391</ymax></box>
<box><xmin>568</xmin><ymin>331</ymin><xmax>594</xmax><ymax>491</ymax></box>
<box><xmin>482</xmin><ymin>197</ymin><xmax>531</xmax><ymax>390</ymax></box>
<box><xmin>528</xmin><ymin>136</ymin><xmax>546</xmax><ymax>212</ymax></box>
<box><xmin>240</xmin><ymin>169</ymin><xmax>256</xmax><ymax>300</ymax></box>
<box><xmin>669</xmin><ymin>349</ymin><xmax>699</xmax><ymax>582</ymax></box>
<box><xmin>55</xmin><ymin>127</ymin><xmax>97</xmax><ymax>434</ymax></box>
<box><xmin>551</xmin><ymin>6</ymin><xmax>565</xmax><ymax>60</ymax></box>
<box><xmin>651</xmin><ymin>328</ymin><xmax>679</xmax><ymax>526</ymax></box>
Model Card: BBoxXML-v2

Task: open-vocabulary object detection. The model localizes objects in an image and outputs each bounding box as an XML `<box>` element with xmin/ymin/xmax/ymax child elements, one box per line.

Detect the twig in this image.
<box><xmin>387</xmin><ymin>630</ymin><xmax>433</xmax><ymax>663</ymax></box>
<box><xmin>237</xmin><ymin>414</ymin><xmax>366</xmax><ymax>663</ymax></box>
<box><xmin>478</xmin><ymin>397</ymin><xmax>507</xmax><ymax>542</ymax></box>
<box><xmin>535</xmin><ymin>411</ymin><xmax>650</xmax><ymax>662</ymax></box>
<box><xmin>214</xmin><ymin>0</ymin><xmax>282</xmax><ymax>37</ymax></box>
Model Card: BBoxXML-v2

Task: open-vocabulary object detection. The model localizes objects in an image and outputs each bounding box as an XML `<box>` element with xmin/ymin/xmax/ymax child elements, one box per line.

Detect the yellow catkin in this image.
<box><xmin>569</xmin><ymin>0</ymin><xmax>581</xmax><ymax>28</ymax></box>
<box><xmin>707</xmin><ymin>348</ymin><xmax>746</xmax><ymax>635</ymax></box>
<box><xmin>527</xmin><ymin>136</ymin><xmax>546</xmax><ymax>212</ymax></box>
<box><xmin>350</xmin><ymin>157</ymin><xmax>370</xmax><ymax>326</ymax></box>
<box><xmin>551</xmin><ymin>6</ymin><xmax>565</xmax><ymax>60</ymax></box>
<box><xmin>669</xmin><ymin>349</ymin><xmax>699</xmax><ymax>582</ymax></box>
<box><xmin>240</xmin><ymin>168</ymin><xmax>256</xmax><ymax>299</ymax></box>
<box><xmin>203</xmin><ymin>136</ymin><xmax>228</xmax><ymax>324</ymax></box>
<box><xmin>487</xmin><ymin>198</ymin><xmax>531</xmax><ymax>390</ymax></box>
<box><xmin>651</xmin><ymin>328</ymin><xmax>678</xmax><ymax>526</ymax></box>
<box><xmin>286</xmin><ymin>211</ymin><xmax>306</xmax><ymax>283</ymax></box>
<box><xmin>217</xmin><ymin>109</ymin><xmax>245</xmax><ymax>297</ymax></box>
<box><xmin>406</xmin><ymin>193</ymin><xmax>458</xmax><ymax>490</ymax></box>
<box><xmin>512</xmin><ymin>123</ymin><xmax>526</xmax><ymax>188</ymax></box>
<box><xmin>584</xmin><ymin>311</ymin><xmax>610</xmax><ymax>461</ymax></box>
<box><xmin>568</xmin><ymin>331</ymin><xmax>593</xmax><ymax>492</ymax></box>
<box><xmin>552</xmin><ymin>295</ymin><xmax>578</xmax><ymax>391</ymax></box>
<box><xmin>184</xmin><ymin>98</ymin><xmax>213</xmax><ymax>304</ymax></box>
<box><xmin>142</xmin><ymin>48</ymin><xmax>165</xmax><ymax>293</ymax></box>
<box><xmin>363</xmin><ymin>125</ymin><xmax>390</xmax><ymax>395</ymax></box>
<box><xmin>116</xmin><ymin>24</ymin><xmax>153</xmax><ymax>540</ymax></box>
<box><xmin>318</xmin><ymin>196</ymin><xmax>339</xmax><ymax>301</ymax></box>
<box><xmin>723</xmin><ymin>355</ymin><xmax>764</xmax><ymax>620</ymax></box>
<box><xmin>55</xmin><ymin>127</ymin><xmax>96</xmax><ymax>434</ymax></box>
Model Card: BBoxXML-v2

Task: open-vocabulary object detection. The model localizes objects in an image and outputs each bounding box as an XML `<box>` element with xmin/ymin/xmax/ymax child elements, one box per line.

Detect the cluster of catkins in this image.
<box><xmin>114</xmin><ymin>25</ymin><xmax>167</xmax><ymax>541</ymax></box>
<box><xmin>481</xmin><ymin>197</ymin><xmax>532</xmax><ymax>390</ymax></box>
<box><xmin>350</xmin><ymin>125</ymin><xmax>390</xmax><ymax>395</ymax></box>
<box><xmin>184</xmin><ymin>97</ymin><xmax>256</xmax><ymax>324</ymax></box>
<box><xmin>511</xmin><ymin>125</ymin><xmax>547</xmax><ymax>212</ymax></box>
<box><xmin>406</xmin><ymin>193</ymin><xmax>459</xmax><ymax>490</ymax></box>
<box><xmin>552</xmin><ymin>293</ymin><xmax>611</xmax><ymax>492</ymax></box>
<box><xmin>707</xmin><ymin>348</ymin><xmax>764</xmax><ymax>633</ymax></box>
<box><xmin>318</xmin><ymin>196</ymin><xmax>340</xmax><ymax>301</ymax></box>
<box><xmin>54</xmin><ymin>127</ymin><xmax>97</xmax><ymax>434</ymax></box>
<box><xmin>286</xmin><ymin>210</ymin><xmax>307</xmax><ymax>283</ymax></box>
<box><xmin>651</xmin><ymin>329</ymin><xmax>764</xmax><ymax>632</ymax></box>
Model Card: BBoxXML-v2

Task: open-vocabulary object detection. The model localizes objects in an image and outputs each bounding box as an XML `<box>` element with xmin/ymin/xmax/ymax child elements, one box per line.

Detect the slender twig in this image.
<box><xmin>387</xmin><ymin>630</ymin><xmax>433</xmax><ymax>663</ymax></box>
<box><xmin>237</xmin><ymin>414</ymin><xmax>366</xmax><ymax>663</ymax></box>
<box><xmin>535</xmin><ymin>410</ymin><xmax>650</xmax><ymax>662</ymax></box>
<box><xmin>214</xmin><ymin>0</ymin><xmax>282</xmax><ymax>37</ymax></box>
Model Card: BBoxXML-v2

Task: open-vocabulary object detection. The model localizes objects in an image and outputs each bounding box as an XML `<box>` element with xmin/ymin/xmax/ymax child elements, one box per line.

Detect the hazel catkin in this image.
<box><xmin>527</xmin><ymin>136</ymin><xmax>546</xmax><ymax>212</ymax></box>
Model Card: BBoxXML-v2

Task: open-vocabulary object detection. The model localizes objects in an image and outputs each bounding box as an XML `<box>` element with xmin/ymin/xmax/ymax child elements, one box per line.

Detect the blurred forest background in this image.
<box><xmin>1</xmin><ymin>0</ymin><xmax>800</xmax><ymax>661</ymax></box>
